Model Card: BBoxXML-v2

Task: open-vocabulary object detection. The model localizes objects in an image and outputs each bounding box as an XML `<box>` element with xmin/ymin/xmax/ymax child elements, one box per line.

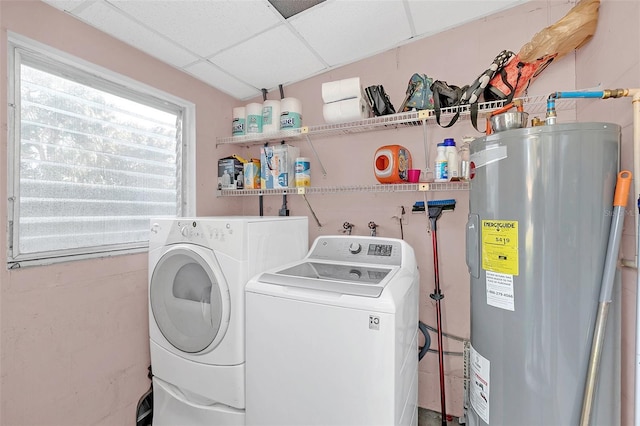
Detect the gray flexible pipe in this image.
<box><xmin>418</xmin><ymin>321</ymin><xmax>431</xmax><ymax>361</ymax></box>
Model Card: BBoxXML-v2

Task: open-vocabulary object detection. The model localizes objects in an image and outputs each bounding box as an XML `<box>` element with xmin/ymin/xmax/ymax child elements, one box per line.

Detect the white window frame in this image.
<box><xmin>7</xmin><ymin>33</ymin><xmax>196</xmax><ymax>267</ymax></box>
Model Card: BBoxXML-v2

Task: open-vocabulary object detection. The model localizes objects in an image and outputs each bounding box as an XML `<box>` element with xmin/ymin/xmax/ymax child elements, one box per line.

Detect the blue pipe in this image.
<box><xmin>553</xmin><ymin>91</ymin><xmax>606</xmax><ymax>99</ymax></box>
<box><xmin>546</xmin><ymin>91</ymin><xmax>606</xmax><ymax>124</ymax></box>
<box><xmin>546</xmin><ymin>89</ymin><xmax>627</xmax><ymax>125</ymax></box>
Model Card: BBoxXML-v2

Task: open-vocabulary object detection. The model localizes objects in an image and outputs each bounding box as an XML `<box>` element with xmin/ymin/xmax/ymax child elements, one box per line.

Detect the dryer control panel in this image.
<box><xmin>159</xmin><ymin>219</ymin><xmax>240</xmax><ymax>252</ymax></box>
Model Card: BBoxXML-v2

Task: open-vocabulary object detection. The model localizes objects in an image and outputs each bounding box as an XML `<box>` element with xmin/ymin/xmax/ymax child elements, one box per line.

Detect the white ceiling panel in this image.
<box><xmin>184</xmin><ymin>60</ymin><xmax>259</xmax><ymax>99</ymax></box>
<box><xmin>108</xmin><ymin>0</ymin><xmax>281</xmax><ymax>58</ymax></box>
<box><xmin>212</xmin><ymin>24</ymin><xmax>327</xmax><ymax>92</ymax></box>
<box><xmin>75</xmin><ymin>1</ymin><xmax>199</xmax><ymax>67</ymax></box>
<box><xmin>408</xmin><ymin>0</ymin><xmax>528</xmax><ymax>36</ymax></box>
<box><xmin>41</xmin><ymin>0</ymin><xmax>533</xmax><ymax>100</ymax></box>
<box><xmin>290</xmin><ymin>0</ymin><xmax>412</xmax><ymax>67</ymax></box>
<box><xmin>42</xmin><ymin>0</ymin><xmax>95</xmax><ymax>13</ymax></box>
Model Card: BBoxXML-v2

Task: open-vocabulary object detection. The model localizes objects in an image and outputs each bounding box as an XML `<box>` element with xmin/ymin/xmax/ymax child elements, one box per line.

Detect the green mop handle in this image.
<box><xmin>580</xmin><ymin>170</ymin><xmax>632</xmax><ymax>426</ymax></box>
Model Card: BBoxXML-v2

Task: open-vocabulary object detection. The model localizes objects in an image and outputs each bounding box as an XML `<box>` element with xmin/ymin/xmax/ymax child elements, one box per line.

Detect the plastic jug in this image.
<box><xmin>374</xmin><ymin>145</ymin><xmax>412</xmax><ymax>184</ymax></box>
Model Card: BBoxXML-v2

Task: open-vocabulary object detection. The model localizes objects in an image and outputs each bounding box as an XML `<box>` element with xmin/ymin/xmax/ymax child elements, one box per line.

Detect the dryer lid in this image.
<box><xmin>150</xmin><ymin>246</ymin><xmax>229</xmax><ymax>353</ymax></box>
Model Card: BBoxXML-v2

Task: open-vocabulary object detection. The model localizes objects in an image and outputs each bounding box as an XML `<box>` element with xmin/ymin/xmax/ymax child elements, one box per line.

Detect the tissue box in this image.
<box><xmin>218</xmin><ymin>157</ymin><xmax>244</xmax><ymax>189</ymax></box>
<box><xmin>260</xmin><ymin>145</ymin><xmax>300</xmax><ymax>189</ymax></box>
<box><xmin>244</xmin><ymin>160</ymin><xmax>261</xmax><ymax>189</ymax></box>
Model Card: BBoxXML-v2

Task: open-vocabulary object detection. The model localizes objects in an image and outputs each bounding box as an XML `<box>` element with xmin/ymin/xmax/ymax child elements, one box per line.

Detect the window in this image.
<box><xmin>8</xmin><ymin>35</ymin><xmax>194</xmax><ymax>266</ymax></box>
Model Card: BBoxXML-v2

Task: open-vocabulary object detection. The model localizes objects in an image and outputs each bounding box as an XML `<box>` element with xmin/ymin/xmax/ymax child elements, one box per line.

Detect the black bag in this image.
<box><xmin>460</xmin><ymin>50</ymin><xmax>515</xmax><ymax>131</ymax></box>
<box><xmin>430</xmin><ymin>80</ymin><xmax>465</xmax><ymax>128</ymax></box>
<box><xmin>461</xmin><ymin>50</ymin><xmax>514</xmax><ymax>105</ymax></box>
<box><xmin>365</xmin><ymin>85</ymin><xmax>396</xmax><ymax>116</ymax></box>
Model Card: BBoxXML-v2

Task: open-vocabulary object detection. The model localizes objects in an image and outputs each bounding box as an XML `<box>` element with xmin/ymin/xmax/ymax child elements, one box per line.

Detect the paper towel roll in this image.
<box><xmin>262</xmin><ymin>100</ymin><xmax>281</xmax><ymax>133</ymax></box>
<box><xmin>280</xmin><ymin>98</ymin><xmax>302</xmax><ymax>129</ymax></box>
<box><xmin>322</xmin><ymin>97</ymin><xmax>369</xmax><ymax>123</ymax></box>
<box><xmin>245</xmin><ymin>102</ymin><xmax>263</xmax><ymax>134</ymax></box>
<box><xmin>322</xmin><ymin>77</ymin><xmax>361</xmax><ymax>103</ymax></box>
<box><xmin>232</xmin><ymin>107</ymin><xmax>246</xmax><ymax>136</ymax></box>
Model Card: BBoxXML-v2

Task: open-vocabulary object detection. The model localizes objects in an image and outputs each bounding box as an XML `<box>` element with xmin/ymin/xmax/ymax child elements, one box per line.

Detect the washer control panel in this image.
<box><xmin>308</xmin><ymin>236</ymin><xmax>403</xmax><ymax>266</ymax></box>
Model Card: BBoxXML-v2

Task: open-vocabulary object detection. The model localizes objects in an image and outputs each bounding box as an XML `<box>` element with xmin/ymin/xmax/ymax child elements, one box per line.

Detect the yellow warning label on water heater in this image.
<box><xmin>481</xmin><ymin>220</ymin><xmax>519</xmax><ymax>275</ymax></box>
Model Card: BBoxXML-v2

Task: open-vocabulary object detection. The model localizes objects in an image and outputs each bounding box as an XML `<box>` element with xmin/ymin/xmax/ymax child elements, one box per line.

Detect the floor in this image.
<box><xmin>418</xmin><ymin>408</ymin><xmax>462</xmax><ymax>426</ymax></box>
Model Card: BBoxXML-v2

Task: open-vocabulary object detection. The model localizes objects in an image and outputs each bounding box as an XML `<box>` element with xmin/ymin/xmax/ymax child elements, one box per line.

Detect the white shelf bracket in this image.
<box><xmin>305</xmin><ymin>134</ymin><xmax>327</xmax><ymax>177</ymax></box>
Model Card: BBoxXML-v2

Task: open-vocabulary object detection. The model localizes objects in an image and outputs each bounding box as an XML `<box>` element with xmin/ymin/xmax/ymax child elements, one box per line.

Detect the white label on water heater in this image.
<box><xmin>470</xmin><ymin>345</ymin><xmax>490</xmax><ymax>424</ymax></box>
<box><xmin>486</xmin><ymin>271</ymin><xmax>515</xmax><ymax>311</ymax></box>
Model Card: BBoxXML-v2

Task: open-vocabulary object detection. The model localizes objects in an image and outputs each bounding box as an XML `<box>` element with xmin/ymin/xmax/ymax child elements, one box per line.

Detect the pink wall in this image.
<box><xmin>0</xmin><ymin>1</ymin><xmax>238</xmax><ymax>424</ymax></box>
<box><xmin>237</xmin><ymin>0</ymin><xmax>580</xmax><ymax>419</ymax></box>
<box><xmin>575</xmin><ymin>1</ymin><xmax>640</xmax><ymax>424</ymax></box>
<box><xmin>1</xmin><ymin>0</ymin><xmax>638</xmax><ymax>425</ymax></box>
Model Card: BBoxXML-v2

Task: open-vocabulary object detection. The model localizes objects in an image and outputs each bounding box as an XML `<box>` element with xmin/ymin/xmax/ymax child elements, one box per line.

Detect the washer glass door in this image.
<box><xmin>150</xmin><ymin>245</ymin><xmax>228</xmax><ymax>353</ymax></box>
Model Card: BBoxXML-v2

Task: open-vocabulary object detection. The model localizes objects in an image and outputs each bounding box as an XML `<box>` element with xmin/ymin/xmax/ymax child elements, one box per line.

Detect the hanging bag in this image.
<box><xmin>365</xmin><ymin>85</ymin><xmax>396</xmax><ymax>116</ymax></box>
<box><xmin>484</xmin><ymin>53</ymin><xmax>556</xmax><ymax>102</ymax></box>
<box><xmin>399</xmin><ymin>74</ymin><xmax>435</xmax><ymax>112</ymax></box>
<box><xmin>430</xmin><ymin>80</ymin><xmax>465</xmax><ymax>128</ymax></box>
<box><xmin>460</xmin><ymin>50</ymin><xmax>514</xmax><ymax>105</ymax></box>
<box><xmin>460</xmin><ymin>50</ymin><xmax>514</xmax><ymax>131</ymax></box>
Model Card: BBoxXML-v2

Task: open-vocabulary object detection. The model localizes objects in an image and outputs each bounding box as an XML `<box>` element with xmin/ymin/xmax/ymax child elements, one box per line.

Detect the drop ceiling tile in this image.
<box><xmin>211</xmin><ymin>24</ymin><xmax>326</xmax><ymax>93</ymax></box>
<box><xmin>290</xmin><ymin>0</ymin><xmax>412</xmax><ymax>67</ymax></box>
<box><xmin>75</xmin><ymin>1</ymin><xmax>199</xmax><ymax>67</ymax></box>
<box><xmin>408</xmin><ymin>0</ymin><xmax>528</xmax><ymax>36</ymax></box>
<box><xmin>41</xmin><ymin>0</ymin><xmax>95</xmax><ymax>13</ymax></box>
<box><xmin>108</xmin><ymin>0</ymin><xmax>281</xmax><ymax>58</ymax></box>
<box><xmin>184</xmin><ymin>61</ymin><xmax>260</xmax><ymax>100</ymax></box>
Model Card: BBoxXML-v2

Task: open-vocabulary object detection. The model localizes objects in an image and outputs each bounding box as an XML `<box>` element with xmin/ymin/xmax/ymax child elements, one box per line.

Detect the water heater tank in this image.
<box><xmin>466</xmin><ymin>122</ymin><xmax>621</xmax><ymax>425</ymax></box>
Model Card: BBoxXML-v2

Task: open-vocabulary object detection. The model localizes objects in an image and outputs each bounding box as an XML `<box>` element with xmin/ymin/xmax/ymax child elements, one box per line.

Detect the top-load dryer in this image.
<box><xmin>148</xmin><ymin>216</ymin><xmax>308</xmax><ymax>426</ymax></box>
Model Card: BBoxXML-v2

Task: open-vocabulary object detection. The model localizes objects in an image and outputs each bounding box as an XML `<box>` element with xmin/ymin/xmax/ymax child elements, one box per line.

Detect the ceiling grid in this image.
<box><xmin>43</xmin><ymin>0</ymin><xmax>529</xmax><ymax>100</ymax></box>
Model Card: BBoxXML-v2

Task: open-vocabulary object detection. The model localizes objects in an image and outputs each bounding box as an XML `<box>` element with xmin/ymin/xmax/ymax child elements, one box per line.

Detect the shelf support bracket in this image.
<box><xmin>298</xmin><ymin>188</ymin><xmax>322</xmax><ymax>227</ymax></box>
<box><xmin>304</xmin><ymin>134</ymin><xmax>327</xmax><ymax>177</ymax></box>
<box><xmin>422</xmin><ymin>116</ymin><xmax>430</xmax><ymax>179</ymax></box>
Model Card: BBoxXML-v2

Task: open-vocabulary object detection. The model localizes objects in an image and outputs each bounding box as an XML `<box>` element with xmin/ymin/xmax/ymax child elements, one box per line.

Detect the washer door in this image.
<box><xmin>150</xmin><ymin>244</ymin><xmax>230</xmax><ymax>354</ymax></box>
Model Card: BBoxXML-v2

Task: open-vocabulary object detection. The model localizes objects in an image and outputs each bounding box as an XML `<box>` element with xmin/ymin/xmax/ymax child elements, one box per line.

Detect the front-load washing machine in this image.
<box><xmin>245</xmin><ymin>235</ymin><xmax>419</xmax><ymax>426</ymax></box>
<box><xmin>148</xmin><ymin>216</ymin><xmax>308</xmax><ymax>425</ymax></box>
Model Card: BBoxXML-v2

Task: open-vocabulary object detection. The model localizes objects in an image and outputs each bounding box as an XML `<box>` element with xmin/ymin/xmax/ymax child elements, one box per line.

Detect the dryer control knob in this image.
<box><xmin>181</xmin><ymin>226</ymin><xmax>191</xmax><ymax>237</ymax></box>
<box><xmin>348</xmin><ymin>242</ymin><xmax>362</xmax><ymax>254</ymax></box>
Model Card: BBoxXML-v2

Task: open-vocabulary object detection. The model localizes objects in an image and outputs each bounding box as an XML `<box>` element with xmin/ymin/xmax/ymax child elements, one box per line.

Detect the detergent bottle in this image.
<box><xmin>374</xmin><ymin>145</ymin><xmax>412</xmax><ymax>183</ymax></box>
<box><xmin>444</xmin><ymin>138</ymin><xmax>459</xmax><ymax>180</ymax></box>
<box><xmin>434</xmin><ymin>143</ymin><xmax>448</xmax><ymax>182</ymax></box>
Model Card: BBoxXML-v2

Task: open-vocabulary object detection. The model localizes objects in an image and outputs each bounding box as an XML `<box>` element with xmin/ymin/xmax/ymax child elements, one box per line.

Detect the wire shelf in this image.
<box><xmin>215</xmin><ymin>94</ymin><xmax>575</xmax><ymax>147</ymax></box>
<box><xmin>216</xmin><ymin>127</ymin><xmax>309</xmax><ymax>146</ymax></box>
<box><xmin>217</xmin><ymin>181</ymin><xmax>469</xmax><ymax>197</ymax></box>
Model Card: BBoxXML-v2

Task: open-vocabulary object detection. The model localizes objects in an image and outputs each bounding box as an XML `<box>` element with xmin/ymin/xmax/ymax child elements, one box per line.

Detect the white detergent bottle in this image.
<box><xmin>434</xmin><ymin>143</ymin><xmax>448</xmax><ymax>182</ymax></box>
<box><xmin>222</xmin><ymin>169</ymin><xmax>231</xmax><ymax>186</ymax></box>
<box><xmin>444</xmin><ymin>138</ymin><xmax>459</xmax><ymax>180</ymax></box>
